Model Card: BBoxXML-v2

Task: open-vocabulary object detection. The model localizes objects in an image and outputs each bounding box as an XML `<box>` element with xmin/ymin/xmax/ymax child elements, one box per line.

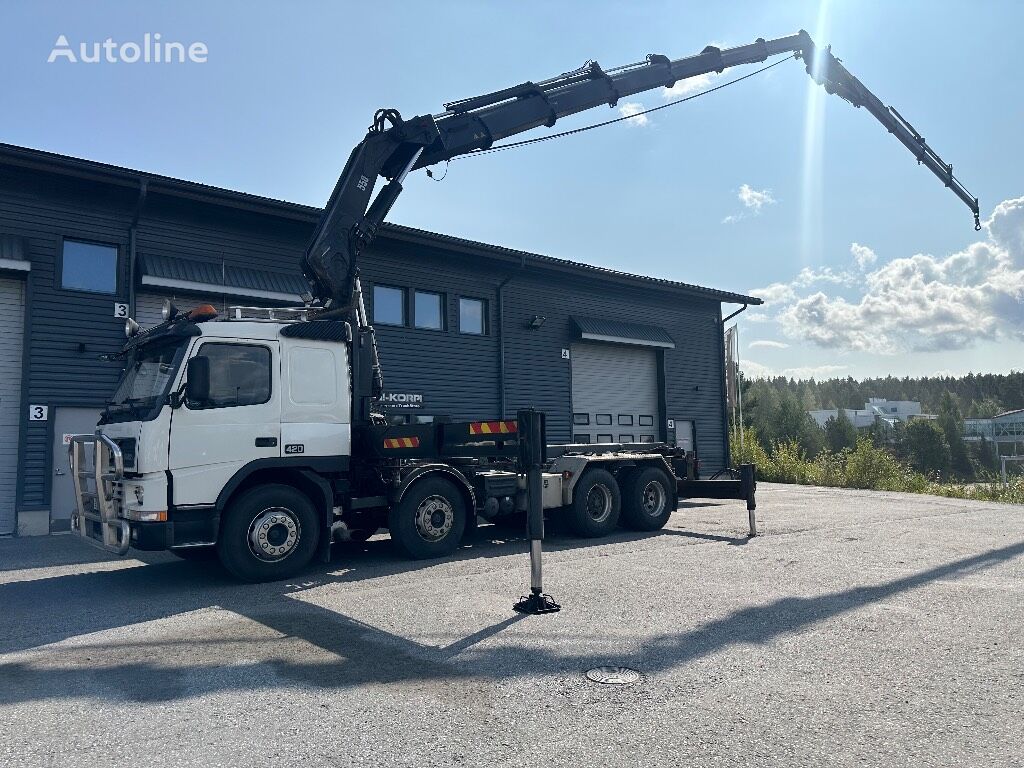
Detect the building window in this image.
<box><xmin>618</xmin><ymin>415</ymin><xmax>634</xmax><ymax>426</ymax></box>
<box><xmin>573</xmin><ymin>434</ymin><xmax>591</xmax><ymax>444</ymax></box>
<box><xmin>573</xmin><ymin>413</ymin><xmax>590</xmax><ymax>425</ymax></box>
<box><xmin>597</xmin><ymin>434</ymin><xmax>613</xmax><ymax>444</ymax></box>
<box><xmin>595</xmin><ymin>414</ymin><xmax>612</xmax><ymax>426</ymax></box>
<box><xmin>618</xmin><ymin>434</ymin><xmax>635</xmax><ymax>443</ymax></box>
<box><xmin>638</xmin><ymin>415</ymin><xmax>654</xmax><ymax>427</ymax></box>
<box><xmin>459</xmin><ymin>297</ymin><xmax>486</xmax><ymax>335</ymax></box>
<box><xmin>640</xmin><ymin>434</ymin><xmax>655</xmax><ymax>443</ymax></box>
<box><xmin>373</xmin><ymin>285</ymin><xmax>406</xmax><ymax>326</ymax></box>
<box><xmin>61</xmin><ymin>239</ymin><xmax>117</xmax><ymax>293</ymax></box>
<box><xmin>414</xmin><ymin>291</ymin><xmax>443</xmax><ymax>330</ymax></box>
<box><xmin>190</xmin><ymin>343</ymin><xmax>271</xmax><ymax>409</ymax></box>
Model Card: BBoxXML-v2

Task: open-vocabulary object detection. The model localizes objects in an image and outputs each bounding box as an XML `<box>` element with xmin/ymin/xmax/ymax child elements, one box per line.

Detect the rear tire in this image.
<box><xmin>388</xmin><ymin>477</ymin><xmax>467</xmax><ymax>560</ymax></box>
<box><xmin>566</xmin><ymin>468</ymin><xmax>620</xmax><ymax>538</ymax></box>
<box><xmin>217</xmin><ymin>484</ymin><xmax>320</xmax><ymax>582</ymax></box>
<box><xmin>621</xmin><ymin>466</ymin><xmax>674</xmax><ymax>531</ymax></box>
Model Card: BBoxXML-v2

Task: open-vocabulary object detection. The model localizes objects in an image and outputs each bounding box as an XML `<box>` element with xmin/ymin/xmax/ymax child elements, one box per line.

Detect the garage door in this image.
<box><xmin>571</xmin><ymin>343</ymin><xmax>659</xmax><ymax>444</ymax></box>
<box><xmin>0</xmin><ymin>278</ymin><xmax>25</xmax><ymax>535</ymax></box>
<box><xmin>135</xmin><ymin>292</ymin><xmax>232</xmax><ymax>328</ymax></box>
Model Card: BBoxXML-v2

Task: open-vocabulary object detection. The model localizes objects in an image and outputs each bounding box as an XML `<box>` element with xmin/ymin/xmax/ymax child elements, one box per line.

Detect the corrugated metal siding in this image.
<box><xmin>0</xmin><ymin>166</ymin><xmax>136</xmax><ymax>509</ymax></box>
<box><xmin>359</xmin><ymin>241</ymin><xmax>503</xmax><ymax>421</ymax></box>
<box><xmin>503</xmin><ymin>270</ymin><xmax>727</xmax><ymax>472</ymax></box>
<box><xmin>0</xmin><ymin>277</ymin><xmax>25</xmax><ymax>533</ymax></box>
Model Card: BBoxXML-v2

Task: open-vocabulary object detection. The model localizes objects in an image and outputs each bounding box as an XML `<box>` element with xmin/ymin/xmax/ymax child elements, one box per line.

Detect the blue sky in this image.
<box><xmin>2</xmin><ymin>1</ymin><xmax>1022</xmax><ymax>379</ymax></box>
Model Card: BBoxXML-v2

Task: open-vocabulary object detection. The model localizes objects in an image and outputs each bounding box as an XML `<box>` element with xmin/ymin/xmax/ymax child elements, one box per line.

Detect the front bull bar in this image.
<box><xmin>68</xmin><ymin>433</ymin><xmax>130</xmax><ymax>555</ymax></box>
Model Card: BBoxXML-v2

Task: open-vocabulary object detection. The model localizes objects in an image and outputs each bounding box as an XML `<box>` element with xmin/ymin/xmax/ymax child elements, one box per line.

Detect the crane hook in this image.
<box><xmin>974</xmin><ymin>211</ymin><xmax>982</xmax><ymax>231</ymax></box>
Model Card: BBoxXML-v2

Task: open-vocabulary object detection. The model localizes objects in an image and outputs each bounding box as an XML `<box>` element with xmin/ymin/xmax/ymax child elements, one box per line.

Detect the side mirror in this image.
<box><xmin>185</xmin><ymin>356</ymin><xmax>211</xmax><ymax>405</ymax></box>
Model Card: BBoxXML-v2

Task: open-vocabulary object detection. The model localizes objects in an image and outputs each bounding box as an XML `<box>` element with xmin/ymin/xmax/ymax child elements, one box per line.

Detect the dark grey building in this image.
<box><xmin>0</xmin><ymin>143</ymin><xmax>760</xmax><ymax>537</ymax></box>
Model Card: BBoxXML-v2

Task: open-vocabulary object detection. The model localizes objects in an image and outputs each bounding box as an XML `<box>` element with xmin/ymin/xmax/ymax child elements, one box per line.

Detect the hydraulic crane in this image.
<box><xmin>299</xmin><ymin>30</ymin><xmax>980</xmax><ymax>424</ymax></box>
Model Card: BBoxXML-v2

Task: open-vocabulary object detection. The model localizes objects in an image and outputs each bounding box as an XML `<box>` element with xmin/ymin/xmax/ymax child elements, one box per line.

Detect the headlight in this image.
<box><xmin>124</xmin><ymin>317</ymin><xmax>140</xmax><ymax>337</ymax></box>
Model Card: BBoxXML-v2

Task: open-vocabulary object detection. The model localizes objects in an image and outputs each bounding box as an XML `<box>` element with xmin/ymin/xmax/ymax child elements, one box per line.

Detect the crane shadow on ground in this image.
<box><xmin>2</xmin><ymin>520</ymin><xmax>1022</xmax><ymax>706</ymax></box>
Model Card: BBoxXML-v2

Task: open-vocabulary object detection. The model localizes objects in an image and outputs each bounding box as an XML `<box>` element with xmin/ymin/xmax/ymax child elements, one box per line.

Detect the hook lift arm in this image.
<box><xmin>302</xmin><ymin>29</ymin><xmax>981</xmax><ymax>312</ymax></box>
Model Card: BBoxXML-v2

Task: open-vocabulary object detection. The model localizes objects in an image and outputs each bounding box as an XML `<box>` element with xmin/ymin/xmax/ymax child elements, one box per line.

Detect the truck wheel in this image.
<box><xmin>389</xmin><ymin>477</ymin><xmax>467</xmax><ymax>560</ymax></box>
<box><xmin>567</xmin><ymin>468</ymin><xmax>620</xmax><ymax>538</ymax></box>
<box><xmin>217</xmin><ymin>484</ymin><xmax>320</xmax><ymax>582</ymax></box>
<box><xmin>621</xmin><ymin>466</ymin><xmax>674</xmax><ymax>531</ymax></box>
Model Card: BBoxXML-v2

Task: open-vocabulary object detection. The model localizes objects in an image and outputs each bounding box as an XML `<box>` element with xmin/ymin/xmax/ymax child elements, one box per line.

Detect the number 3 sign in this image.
<box><xmin>29</xmin><ymin>405</ymin><xmax>48</xmax><ymax>421</ymax></box>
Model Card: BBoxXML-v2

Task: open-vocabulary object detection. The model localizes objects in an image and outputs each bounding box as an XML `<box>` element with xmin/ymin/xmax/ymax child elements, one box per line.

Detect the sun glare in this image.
<box><xmin>800</xmin><ymin>0</ymin><xmax>833</xmax><ymax>265</ymax></box>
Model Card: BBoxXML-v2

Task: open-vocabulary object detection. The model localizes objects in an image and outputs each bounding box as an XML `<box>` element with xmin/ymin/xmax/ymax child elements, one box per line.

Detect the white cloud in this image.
<box><xmin>738</xmin><ymin>184</ymin><xmax>776</xmax><ymax>212</ymax></box>
<box><xmin>792</xmin><ymin>265</ymin><xmax>858</xmax><ymax>288</ymax></box>
<box><xmin>618</xmin><ymin>102</ymin><xmax>649</xmax><ymax>127</ymax></box>
<box><xmin>662</xmin><ymin>73</ymin><xmax>717</xmax><ymax>99</ymax></box>
<box><xmin>723</xmin><ymin>184</ymin><xmax>776</xmax><ymax>224</ymax></box>
<box><xmin>749</xmin><ymin>281</ymin><xmax>796</xmax><ymax>307</ymax></box>
<box><xmin>748</xmin><ymin>339</ymin><xmax>789</xmax><ymax>349</ymax></box>
<box><xmin>758</xmin><ymin>196</ymin><xmax>1024</xmax><ymax>355</ymax></box>
<box><xmin>740</xmin><ymin>359</ymin><xmax>774</xmax><ymax>378</ymax></box>
<box><xmin>850</xmin><ymin>242</ymin><xmax>877</xmax><ymax>270</ymax></box>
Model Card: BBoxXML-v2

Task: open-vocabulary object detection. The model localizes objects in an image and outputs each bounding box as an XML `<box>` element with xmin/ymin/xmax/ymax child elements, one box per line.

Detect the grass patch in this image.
<box><xmin>731</xmin><ymin>427</ymin><xmax>1023</xmax><ymax>504</ymax></box>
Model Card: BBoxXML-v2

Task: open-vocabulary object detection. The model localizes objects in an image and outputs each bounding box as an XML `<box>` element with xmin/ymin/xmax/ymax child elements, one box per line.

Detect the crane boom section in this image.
<box><xmin>301</xmin><ymin>30</ymin><xmax>979</xmax><ymax>309</ymax></box>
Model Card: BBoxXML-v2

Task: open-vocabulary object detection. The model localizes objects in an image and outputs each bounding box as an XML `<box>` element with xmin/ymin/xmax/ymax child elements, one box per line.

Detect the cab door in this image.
<box><xmin>169</xmin><ymin>339</ymin><xmax>281</xmax><ymax>506</ymax></box>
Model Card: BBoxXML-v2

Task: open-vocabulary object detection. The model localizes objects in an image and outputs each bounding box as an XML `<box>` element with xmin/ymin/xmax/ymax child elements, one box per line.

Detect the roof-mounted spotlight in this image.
<box><xmin>161</xmin><ymin>299</ymin><xmax>179</xmax><ymax>322</ymax></box>
<box><xmin>527</xmin><ymin>315</ymin><xmax>546</xmax><ymax>329</ymax></box>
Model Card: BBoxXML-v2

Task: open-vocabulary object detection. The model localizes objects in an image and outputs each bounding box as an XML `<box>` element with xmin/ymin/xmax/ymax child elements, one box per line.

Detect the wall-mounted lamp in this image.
<box><xmin>527</xmin><ymin>315</ymin><xmax>546</xmax><ymax>329</ymax></box>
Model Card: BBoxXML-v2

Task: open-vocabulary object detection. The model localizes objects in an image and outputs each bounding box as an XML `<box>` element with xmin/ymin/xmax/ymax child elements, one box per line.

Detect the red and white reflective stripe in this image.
<box><xmin>383</xmin><ymin>436</ymin><xmax>421</xmax><ymax>449</ymax></box>
<box><xmin>468</xmin><ymin>420</ymin><xmax>517</xmax><ymax>436</ymax></box>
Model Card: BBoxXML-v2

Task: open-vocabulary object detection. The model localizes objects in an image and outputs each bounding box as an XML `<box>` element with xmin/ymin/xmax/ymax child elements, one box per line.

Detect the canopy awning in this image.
<box><xmin>572</xmin><ymin>316</ymin><xmax>675</xmax><ymax>349</ymax></box>
<box><xmin>140</xmin><ymin>253</ymin><xmax>307</xmax><ymax>302</ymax></box>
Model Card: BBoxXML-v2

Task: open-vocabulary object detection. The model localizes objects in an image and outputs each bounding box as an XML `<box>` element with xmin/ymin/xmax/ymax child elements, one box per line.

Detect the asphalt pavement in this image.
<box><xmin>2</xmin><ymin>484</ymin><xmax>1022</xmax><ymax>767</ymax></box>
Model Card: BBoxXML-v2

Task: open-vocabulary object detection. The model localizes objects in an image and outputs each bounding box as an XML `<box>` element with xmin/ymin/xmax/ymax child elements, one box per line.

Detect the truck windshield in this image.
<box><xmin>109</xmin><ymin>339</ymin><xmax>187</xmax><ymax>410</ymax></box>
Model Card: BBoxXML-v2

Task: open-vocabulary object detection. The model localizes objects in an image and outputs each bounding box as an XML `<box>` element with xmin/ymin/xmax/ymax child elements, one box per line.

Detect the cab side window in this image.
<box><xmin>194</xmin><ymin>343</ymin><xmax>271</xmax><ymax>408</ymax></box>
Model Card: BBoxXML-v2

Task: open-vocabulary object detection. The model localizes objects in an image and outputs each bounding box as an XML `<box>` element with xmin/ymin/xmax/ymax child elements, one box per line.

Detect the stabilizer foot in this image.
<box><xmin>514</xmin><ymin>589</ymin><xmax>561</xmax><ymax>615</ymax></box>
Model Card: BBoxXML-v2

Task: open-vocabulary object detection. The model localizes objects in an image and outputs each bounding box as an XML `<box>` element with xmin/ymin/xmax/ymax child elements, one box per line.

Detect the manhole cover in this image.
<box><xmin>585</xmin><ymin>666</ymin><xmax>641</xmax><ymax>685</ymax></box>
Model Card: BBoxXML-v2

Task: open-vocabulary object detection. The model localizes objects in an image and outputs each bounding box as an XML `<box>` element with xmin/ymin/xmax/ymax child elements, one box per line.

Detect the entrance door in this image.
<box><xmin>51</xmin><ymin>407</ymin><xmax>104</xmax><ymax>532</ymax></box>
<box><xmin>673</xmin><ymin>419</ymin><xmax>695</xmax><ymax>453</ymax></box>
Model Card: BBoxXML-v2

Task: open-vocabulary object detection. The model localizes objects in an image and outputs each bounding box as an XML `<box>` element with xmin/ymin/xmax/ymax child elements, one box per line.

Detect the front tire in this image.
<box><xmin>567</xmin><ymin>468</ymin><xmax>621</xmax><ymax>538</ymax></box>
<box><xmin>389</xmin><ymin>477</ymin><xmax>467</xmax><ymax>560</ymax></box>
<box><xmin>620</xmin><ymin>466</ymin><xmax>674</xmax><ymax>531</ymax></box>
<box><xmin>217</xmin><ymin>484</ymin><xmax>320</xmax><ymax>582</ymax></box>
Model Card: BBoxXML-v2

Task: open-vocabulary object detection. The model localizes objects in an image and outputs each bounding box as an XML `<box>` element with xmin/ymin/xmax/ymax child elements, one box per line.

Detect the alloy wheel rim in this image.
<box><xmin>641</xmin><ymin>479</ymin><xmax>666</xmax><ymax>516</ymax></box>
<box><xmin>248</xmin><ymin>507</ymin><xmax>300</xmax><ymax>561</ymax></box>
<box><xmin>414</xmin><ymin>495</ymin><xmax>454</xmax><ymax>542</ymax></box>
<box><xmin>586</xmin><ymin>483</ymin><xmax>612</xmax><ymax>523</ymax></box>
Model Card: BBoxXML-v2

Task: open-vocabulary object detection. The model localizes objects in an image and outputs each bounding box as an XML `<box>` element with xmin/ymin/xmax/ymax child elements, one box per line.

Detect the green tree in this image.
<box><xmin>903</xmin><ymin>419</ymin><xmax>951</xmax><ymax>478</ymax></box>
<box><xmin>823</xmin><ymin>409</ymin><xmax>858</xmax><ymax>453</ymax></box>
<box><xmin>937</xmin><ymin>391</ymin><xmax>972</xmax><ymax>479</ymax></box>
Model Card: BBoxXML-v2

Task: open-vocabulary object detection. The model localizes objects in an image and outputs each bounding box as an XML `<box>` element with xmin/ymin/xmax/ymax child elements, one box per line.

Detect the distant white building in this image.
<box><xmin>964</xmin><ymin>409</ymin><xmax>1024</xmax><ymax>454</ymax></box>
<box><xmin>808</xmin><ymin>398</ymin><xmax>924</xmax><ymax>429</ymax></box>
